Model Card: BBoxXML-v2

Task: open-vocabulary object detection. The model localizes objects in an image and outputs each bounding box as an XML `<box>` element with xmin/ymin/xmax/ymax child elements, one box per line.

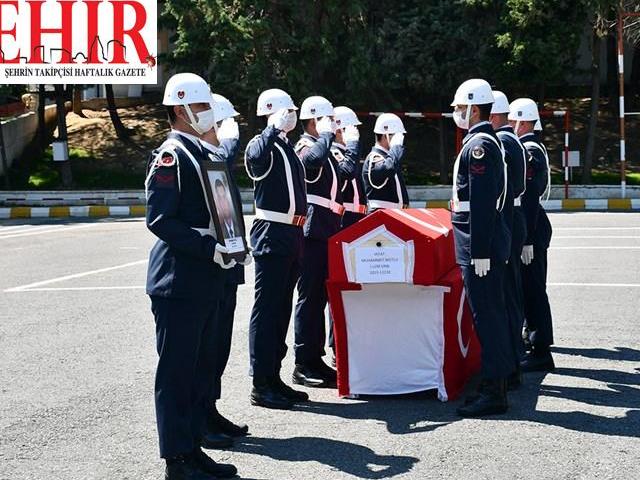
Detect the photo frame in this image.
<box><xmin>201</xmin><ymin>160</ymin><xmax>250</xmax><ymax>263</ymax></box>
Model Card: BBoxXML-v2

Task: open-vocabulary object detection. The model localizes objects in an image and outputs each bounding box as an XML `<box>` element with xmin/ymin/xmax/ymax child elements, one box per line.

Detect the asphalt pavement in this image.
<box><xmin>0</xmin><ymin>212</ymin><xmax>639</xmax><ymax>480</ymax></box>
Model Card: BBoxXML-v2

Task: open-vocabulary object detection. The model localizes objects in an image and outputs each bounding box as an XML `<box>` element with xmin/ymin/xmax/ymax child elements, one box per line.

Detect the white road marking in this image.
<box><xmin>0</xmin><ymin>225</ymin><xmax>65</xmax><ymax>236</ymax></box>
<box><xmin>554</xmin><ymin>227</ymin><xmax>640</xmax><ymax>231</ymax></box>
<box><xmin>4</xmin><ymin>259</ymin><xmax>148</xmax><ymax>292</ymax></box>
<box><xmin>553</xmin><ymin>236</ymin><xmax>640</xmax><ymax>239</ymax></box>
<box><xmin>7</xmin><ymin>286</ymin><xmax>146</xmax><ymax>292</ymax></box>
<box><xmin>0</xmin><ymin>223</ymin><xmax>100</xmax><ymax>240</ymax></box>
<box><xmin>549</xmin><ymin>282</ymin><xmax>640</xmax><ymax>288</ymax></box>
<box><xmin>550</xmin><ymin>246</ymin><xmax>640</xmax><ymax>250</ymax></box>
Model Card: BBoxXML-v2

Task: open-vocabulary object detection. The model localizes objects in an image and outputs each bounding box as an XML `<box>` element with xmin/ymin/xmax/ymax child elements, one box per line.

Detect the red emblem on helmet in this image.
<box><xmin>177</xmin><ymin>90</ymin><xmax>185</xmax><ymax>99</ymax></box>
<box><xmin>267</xmin><ymin>103</ymin><xmax>273</xmax><ymax>110</ymax></box>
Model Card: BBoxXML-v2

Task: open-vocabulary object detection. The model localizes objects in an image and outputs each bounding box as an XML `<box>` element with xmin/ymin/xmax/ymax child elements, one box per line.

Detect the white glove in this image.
<box><xmin>240</xmin><ymin>252</ymin><xmax>253</xmax><ymax>266</ymax></box>
<box><xmin>316</xmin><ymin>116</ymin><xmax>336</xmax><ymax>135</ymax></box>
<box><xmin>472</xmin><ymin>258</ymin><xmax>490</xmax><ymax>277</ymax></box>
<box><xmin>268</xmin><ymin>108</ymin><xmax>289</xmax><ymax>131</ymax></box>
<box><xmin>390</xmin><ymin>132</ymin><xmax>405</xmax><ymax>147</ymax></box>
<box><xmin>521</xmin><ymin>245</ymin><xmax>534</xmax><ymax>265</ymax></box>
<box><xmin>342</xmin><ymin>125</ymin><xmax>360</xmax><ymax>142</ymax></box>
<box><xmin>217</xmin><ymin>118</ymin><xmax>239</xmax><ymax>141</ymax></box>
<box><xmin>213</xmin><ymin>243</ymin><xmax>237</xmax><ymax>269</ymax></box>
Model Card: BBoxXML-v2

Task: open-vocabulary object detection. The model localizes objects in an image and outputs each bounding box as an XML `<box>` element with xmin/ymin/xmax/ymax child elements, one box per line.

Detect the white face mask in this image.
<box><xmin>282</xmin><ymin>111</ymin><xmax>297</xmax><ymax>133</ymax></box>
<box><xmin>453</xmin><ymin>106</ymin><xmax>470</xmax><ymax>130</ymax></box>
<box><xmin>185</xmin><ymin>105</ymin><xmax>216</xmax><ymax>135</ymax></box>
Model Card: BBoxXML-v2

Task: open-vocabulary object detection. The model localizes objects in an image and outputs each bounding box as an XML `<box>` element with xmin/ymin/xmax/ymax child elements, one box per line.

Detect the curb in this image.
<box><xmin>2</xmin><ymin>199</ymin><xmax>640</xmax><ymax>220</ymax></box>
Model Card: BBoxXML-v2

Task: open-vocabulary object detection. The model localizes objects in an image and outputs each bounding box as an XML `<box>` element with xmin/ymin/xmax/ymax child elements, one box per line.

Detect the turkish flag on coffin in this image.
<box><xmin>328</xmin><ymin>208</ymin><xmax>456</xmax><ymax>285</ymax></box>
<box><xmin>326</xmin><ymin>209</ymin><xmax>480</xmax><ymax>401</ymax></box>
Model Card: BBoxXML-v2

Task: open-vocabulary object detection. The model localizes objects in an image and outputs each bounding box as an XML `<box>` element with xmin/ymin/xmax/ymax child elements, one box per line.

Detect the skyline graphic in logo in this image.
<box><xmin>0</xmin><ymin>0</ymin><xmax>157</xmax><ymax>84</ymax></box>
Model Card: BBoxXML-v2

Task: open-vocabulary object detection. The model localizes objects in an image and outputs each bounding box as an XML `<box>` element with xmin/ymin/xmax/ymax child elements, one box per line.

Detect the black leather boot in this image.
<box><xmin>250</xmin><ymin>376</ymin><xmax>294</xmax><ymax>410</ymax></box>
<box><xmin>165</xmin><ymin>455</ymin><xmax>216</xmax><ymax>480</ymax></box>
<box><xmin>272</xmin><ymin>375</ymin><xmax>309</xmax><ymax>402</ymax></box>
<box><xmin>521</xmin><ymin>348</ymin><xmax>555</xmax><ymax>372</ymax></box>
<box><xmin>292</xmin><ymin>364</ymin><xmax>330</xmax><ymax>388</ymax></box>
<box><xmin>457</xmin><ymin>379</ymin><xmax>508</xmax><ymax>417</ymax></box>
<box><xmin>208</xmin><ymin>402</ymin><xmax>248</xmax><ymax>437</ymax></box>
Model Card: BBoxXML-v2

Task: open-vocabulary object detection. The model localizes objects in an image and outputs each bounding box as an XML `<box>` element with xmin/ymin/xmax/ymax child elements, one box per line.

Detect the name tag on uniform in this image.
<box><xmin>355</xmin><ymin>246</ymin><xmax>406</xmax><ymax>284</ymax></box>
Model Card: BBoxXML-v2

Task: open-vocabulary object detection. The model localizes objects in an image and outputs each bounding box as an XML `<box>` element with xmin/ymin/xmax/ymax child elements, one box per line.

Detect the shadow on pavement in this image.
<box><xmin>292</xmin><ymin>346</ymin><xmax>640</xmax><ymax>441</ymax></box>
<box><xmin>293</xmin><ymin>390</ymin><xmax>455</xmax><ymax>435</ymax></box>
<box><xmin>235</xmin><ymin>436</ymin><xmax>418</xmax><ymax>479</ymax></box>
<box><xmin>553</xmin><ymin>346</ymin><xmax>640</xmax><ymax>362</ymax></box>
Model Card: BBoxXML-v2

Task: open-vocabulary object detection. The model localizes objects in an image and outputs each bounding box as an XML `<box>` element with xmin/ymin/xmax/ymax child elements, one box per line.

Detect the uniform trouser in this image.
<box><xmin>460</xmin><ymin>262</ymin><xmax>514</xmax><ymax>380</ymax></box>
<box><xmin>294</xmin><ymin>237</ymin><xmax>329</xmax><ymax>365</ymax></box>
<box><xmin>211</xmin><ymin>282</ymin><xmax>238</xmax><ymax>401</ymax></box>
<box><xmin>341</xmin><ymin>211</ymin><xmax>366</xmax><ymax>230</ymax></box>
<box><xmin>522</xmin><ymin>246</ymin><xmax>554</xmax><ymax>350</ymax></box>
<box><xmin>151</xmin><ymin>295</ymin><xmax>219</xmax><ymax>459</ymax></box>
<box><xmin>505</xmin><ymin>253</ymin><xmax>525</xmax><ymax>368</ymax></box>
<box><xmin>249</xmin><ymin>253</ymin><xmax>300</xmax><ymax>378</ymax></box>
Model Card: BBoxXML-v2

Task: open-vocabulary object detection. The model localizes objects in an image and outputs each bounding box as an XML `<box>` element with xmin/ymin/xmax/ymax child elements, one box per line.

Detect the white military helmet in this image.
<box><xmin>534</xmin><ymin>120</ymin><xmax>543</xmax><ymax>131</ymax></box>
<box><xmin>163</xmin><ymin>73</ymin><xmax>212</xmax><ymax>106</ymax></box>
<box><xmin>491</xmin><ymin>90</ymin><xmax>510</xmax><ymax>114</ymax></box>
<box><xmin>333</xmin><ymin>106</ymin><xmax>362</xmax><ymax>129</ymax></box>
<box><xmin>212</xmin><ymin>93</ymin><xmax>239</xmax><ymax>123</ymax></box>
<box><xmin>451</xmin><ymin>79</ymin><xmax>494</xmax><ymax>106</ymax></box>
<box><xmin>374</xmin><ymin>113</ymin><xmax>406</xmax><ymax>134</ymax></box>
<box><xmin>299</xmin><ymin>96</ymin><xmax>334</xmax><ymax>120</ymax></box>
<box><xmin>508</xmin><ymin>98</ymin><xmax>540</xmax><ymax>122</ymax></box>
<box><xmin>256</xmin><ymin>88</ymin><xmax>297</xmax><ymax>117</ymax></box>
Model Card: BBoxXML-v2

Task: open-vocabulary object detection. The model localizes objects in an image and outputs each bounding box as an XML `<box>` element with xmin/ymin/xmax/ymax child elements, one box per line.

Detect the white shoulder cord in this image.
<box><xmin>367</xmin><ymin>154</ymin><xmax>389</xmax><ymax>190</ymax></box>
<box><xmin>524</xmin><ymin>141</ymin><xmax>552</xmax><ymax>202</ymax></box>
<box><xmin>163</xmin><ymin>139</ymin><xmax>216</xmax><ymax>234</ymax></box>
<box><xmin>299</xmin><ymin>142</ymin><xmax>324</xmax><ymax>184</ymax></box>
<box><xmin>497</xmin><ymin>130</ymin><xmax>528</xmax><ymax>196</ymax></box>
<box><xmin>244</xmin><ymin>135</ymin><xmax>274</xmax><ymax>182</ymax></box>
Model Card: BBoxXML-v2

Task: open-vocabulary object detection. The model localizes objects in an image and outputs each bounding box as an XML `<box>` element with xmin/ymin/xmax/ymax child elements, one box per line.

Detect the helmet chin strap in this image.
<box><xmin>184</xmin><ymin>102</ymin><xmax>217</xmax><ymax>135</ymax></box>
<box><xmin>184</xmin><ymin>104</ymin><xmax>206</xmax><ymax>135</ymax></box>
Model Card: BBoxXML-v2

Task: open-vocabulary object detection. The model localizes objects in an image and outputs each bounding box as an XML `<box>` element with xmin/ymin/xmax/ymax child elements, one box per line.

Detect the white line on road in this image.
<box><xmin>554</xmin><ymin>227</ymin><xmax>640</xmax><ymax>231</ymax></box>
<box><xmin>549</xmin><ymin>282</ymin><xmax>640</xmax><ymax>288</ymax></box>
<box><xmin>6</xmin><ymin>286</ymin><xmax>146</xmax><ymax>292</ymax></box>
<box><xmin>0</xmin><ymin>224</ymin><xmax>99</xmax><ymax>240</ymax></box>
<box><xmin>553</xmin><ymin>236</ymin><xmax>640</xmax><ymax>239</ymax></box>
<box><xmin>4</xmin><ymin>259</ymin><xmax>148</xmax><ymax>292</ymax></box>
<box><xmin>549</xmin><ymin>246</ymin><xmax>640</xmax><ymax>250</ymax></box>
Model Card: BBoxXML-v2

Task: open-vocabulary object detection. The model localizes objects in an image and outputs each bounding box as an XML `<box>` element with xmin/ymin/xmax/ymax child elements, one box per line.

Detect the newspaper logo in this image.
<box><xmin>0</xmin><ymin>0</ymin><xmax>157</xmax><ymax>84</ymax></box>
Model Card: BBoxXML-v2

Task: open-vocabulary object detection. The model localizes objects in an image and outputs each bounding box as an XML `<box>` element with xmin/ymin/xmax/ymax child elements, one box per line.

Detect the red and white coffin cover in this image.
<box><xmin>327</xmin><ymin>208</ymin><xmax>480</xmax><ymax>401</ymax></box>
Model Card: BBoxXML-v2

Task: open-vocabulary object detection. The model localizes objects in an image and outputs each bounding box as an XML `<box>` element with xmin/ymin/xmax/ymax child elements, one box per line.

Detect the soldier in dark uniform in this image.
<box><xmin>333</xmin><ymin>106</ymin><xmax>367</xmax><ymax>229</ymax></box>
<box><xmin>449</xmin><ymin>79</ymin><xmax>512</xmax><ymax>418</ymax></box>
<box><xmin>292</xmin><ymin>96</ymin><xmax>354</xmax><ymax>388</ymax></box>
<box><xmin>245</xmin><ymin>88</ymin><xmax>310</xmax><ymax>410</ymax></box>
<box><xmin>509</xmin><ymin>98</ymin><xmax>555</xmax><ymax>373</ymax></box>
<box><xmin>199</xmin><ymin>93</ymin><xmax>251</xmax><ymax>447</ymax></box>
<box><xmin>146</xmin><ymin>73</ymin><xmax>238</xmax><ymax>480</ymax></box>
<box><xmin>362</xmin><ymin>113</ymin><xmax>409</xmax><ymax>211</ymax></box>
<box><xmin>490</xmin><ymin>91</ymin><xmax>528</xmax><ymax>389</ymax></box>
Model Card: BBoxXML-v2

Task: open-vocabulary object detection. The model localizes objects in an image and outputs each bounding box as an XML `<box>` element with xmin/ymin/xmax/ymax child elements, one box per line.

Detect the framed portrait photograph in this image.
<box><xmin>201</xmin><ymin>161</ymin><xmax>249</xmax><ymax>262</ymax></box>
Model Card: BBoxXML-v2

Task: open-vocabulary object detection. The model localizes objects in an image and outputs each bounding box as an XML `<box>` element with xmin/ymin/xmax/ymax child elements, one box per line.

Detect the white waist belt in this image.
<box><xmin>450</xmin><ymin>200</ymin><xmax>470</xmax><ymax>213</ymax></box>
<box><xmin>307</xmin><ymin>194</ymin><xmax>345</xmax><ymax>215</ymax></box>
<box><xmin>514</xmin><ymin>197</ymin><xmax>522</xmax><ymax>207</ymax></box>
<box><xmin>343</xmin><ymin>202</ymin><xmax>368</xmax><ymax>214</ymax></box>
<box><xmin>368</xmin><ymin>199</ymin><xmax>402</xmax><ymax>210</ymax></box>
<box><xmin>255</xmin><ymin>208</ymin><xmax>306</xmax><ymax>226</ymax></box>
